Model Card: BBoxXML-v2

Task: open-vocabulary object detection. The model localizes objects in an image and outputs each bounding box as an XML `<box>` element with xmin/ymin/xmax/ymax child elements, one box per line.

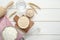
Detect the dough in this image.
<box><xmin>18</xmin><ymin>16</ymin><xmax>29</xmax><ymax>29</ymax></box>
<box><xmin>26</xmin><ymin>9</ymin><xmax>34</xmax><ymax>18</ymax></box>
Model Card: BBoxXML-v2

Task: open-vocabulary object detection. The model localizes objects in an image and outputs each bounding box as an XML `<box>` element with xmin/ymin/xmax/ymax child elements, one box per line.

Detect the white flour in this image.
<box><xmin>2</xmin><ymin>27</ymin><xmax>18</xmax><ymax>40</ymax></box>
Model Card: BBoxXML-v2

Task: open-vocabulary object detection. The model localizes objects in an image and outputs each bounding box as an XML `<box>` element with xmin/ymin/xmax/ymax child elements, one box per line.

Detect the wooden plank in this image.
<box><xmin>0</xmin><ymin>0</ymin><xmax>60</xmax><ymax>8</ymax></box>
<box><xmin>11</xmin><ymin>22</ymin><xmax>60</xmax><ymax>34</ymax></box>
<box><xmin>32</xmin><ymin>9</ymin><xmax>60</xmax><ymax>21</ymax></box>
<box><xmin>25</xmin><ymin>0</ymin><xmax>60</xmax><ymax>8</ymax></box>
<box><xmin>25</xmin><ymin>35</ymin><xmax>60</xmax><ymax>40</ymax></box>
<box><xmin>29</xmin><ymin>22</ymin><xmax>60</xmax><ymax>34</ymax></box>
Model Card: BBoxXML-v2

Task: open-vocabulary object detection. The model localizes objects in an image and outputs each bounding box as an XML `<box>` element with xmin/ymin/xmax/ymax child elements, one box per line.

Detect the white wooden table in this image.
<box><xmin>0</xmin><ymin>0</ymin><xmax>60</xmax><ymax>40</ymax></box>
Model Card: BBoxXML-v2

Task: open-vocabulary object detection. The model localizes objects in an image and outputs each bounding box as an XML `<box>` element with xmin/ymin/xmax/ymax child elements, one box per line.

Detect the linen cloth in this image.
<box><xmin>0</xmin><ymin>16</ymin><xmax>23</xmax><ymax>40</ymax></box>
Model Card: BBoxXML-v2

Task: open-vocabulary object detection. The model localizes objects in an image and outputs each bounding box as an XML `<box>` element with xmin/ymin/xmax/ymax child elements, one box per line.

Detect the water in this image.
<box><xmin>16</xmin><ymin>0</ymin><xmax>26</xmax><ymax>17</ymax></box>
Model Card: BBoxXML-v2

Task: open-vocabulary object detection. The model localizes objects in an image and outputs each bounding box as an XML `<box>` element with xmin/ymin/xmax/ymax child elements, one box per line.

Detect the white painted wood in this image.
<box><xmin>25</xmin><ymin>0</ymin><xmax>60</xmax><ymax>8</ymax></box>
<box><xmin>28</xmin><ymin>22</ymin><xmax>60</xmax><ymax>34</ymax></box>
<box><xmin>0</xmin><ymin>0</ymin><xmax>60</xmax><ymax>8</ymax></box>
<box><xmin>25</xmin><ymin>35</ymin><xmax>60</xmax><ymax>40</ymax></box>
<box><xmin>39</xmin><ymin>0</ymin><xmax>60</xmax><ymax>8</ymax></box>
<box><xmin>11</xmin><ymin>22</ymin><xmax>60</xmax><ymax>34</ymax></box>
<box><xmin>32</xmin><ymin>9</ymin><xmax>60</xmax><ymax>21</ymax></box>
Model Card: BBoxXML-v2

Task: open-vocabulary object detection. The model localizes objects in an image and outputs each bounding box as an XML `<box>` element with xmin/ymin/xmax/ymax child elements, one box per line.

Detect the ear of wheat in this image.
<box><xmin>29</xmin><ymin>2</ymin><xmax>40</xmax><ymax>9</ymax></box>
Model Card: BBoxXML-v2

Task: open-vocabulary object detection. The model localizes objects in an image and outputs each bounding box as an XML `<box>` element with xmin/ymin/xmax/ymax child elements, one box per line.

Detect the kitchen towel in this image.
<box><xmin>0</xmin><ymin>16</ymin><xmax>23</xmax><ymax>40</ymax></box>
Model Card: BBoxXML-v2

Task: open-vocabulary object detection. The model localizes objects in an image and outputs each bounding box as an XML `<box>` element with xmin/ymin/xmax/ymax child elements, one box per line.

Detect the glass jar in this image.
<box><xmin>16</xmin><ymin>0</ymin><xmax>26</xmax><ymax>17</ymax></box>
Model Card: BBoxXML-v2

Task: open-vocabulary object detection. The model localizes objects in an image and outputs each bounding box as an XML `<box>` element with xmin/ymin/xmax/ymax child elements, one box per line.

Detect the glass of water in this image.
<box><xmin>16</xmin><ymin>0</ymin><xmax>26</xmax><ymax>16</ymax></box>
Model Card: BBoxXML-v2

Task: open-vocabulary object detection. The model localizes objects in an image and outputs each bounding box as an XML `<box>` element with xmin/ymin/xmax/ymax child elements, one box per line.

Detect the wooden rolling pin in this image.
<box><xmin>0</xmin><ymin>1</ymin><xmax>14</xmax><ymax>18</ymax></box>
